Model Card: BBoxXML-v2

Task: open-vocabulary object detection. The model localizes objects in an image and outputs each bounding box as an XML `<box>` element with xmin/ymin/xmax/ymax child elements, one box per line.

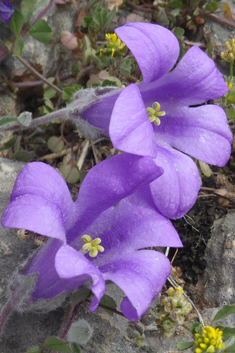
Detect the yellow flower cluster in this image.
<box><xmin>194</xmin><ymin>326</ymin><xmax>225</xmax><ymax>353</ymax></box>
<box><xmin>221</xmin><ymin>38</ymin><xmax>235</xmax><ymax>62</ymax></box>
<box><xmin>100</xmin><ymin>33</ymin><xmax>126</xmax><ymax>58</ymax></box>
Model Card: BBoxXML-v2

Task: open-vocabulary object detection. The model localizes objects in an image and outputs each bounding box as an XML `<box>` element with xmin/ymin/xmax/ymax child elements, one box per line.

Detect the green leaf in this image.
<box><xmin>26</xmin><ymin>346</ymin><xmax>42</xmax><ymax>353</ymax></box>
<box><xmin>71</xmin><ymin>343</ymin><xmax>81</xmax><ymax>353</ymax></box>
<box><xmin>177</xmin><ymin>341</ymin><xmax>194</xmax><ymax>350</ymax></box>
<box><xmin>67</xmin><ymin>320</ymin><xmax>93</xmax><ymax>345</ymax></box>
<box><xmin>26</xmin><ymin>347</ymin><xmax>42</xmax><ymax>353</ymax></box>
<box><xmin>44</xmin><ymin>337</ymin><xmax>71</xmax><ymax>353</ymax></box>
<box><xmin>216</xmin><ymin>326</ymin><xmax>235</xmax><ymax>340</ymax></box>
<box><xmin>59</xmin><ymin>165</ymin><xmax>80</xmax><ymax>184</ymax></box>
<box><xmin>191</xmin><ymin>322</ymin><xmax>201</xmax><ymax>334</ymax></box>
<box><xmin>9</xmin><ymin>10</ymin><xmax>24</xmax><ymax>35</ymax></box>
<box><xmin>102</xmin><ymin>79</ymin><xmax>118</xmax><ymax>87</ymax></box>
<box><xmin>214</xmin><ymin>305</ymin><xmax>235</xmax><ymax>321</ymax></box>
<box><xmin>169</xmin><ymin>0</ymin><xmax>184</xmax><ymax>8</ymax></box>
<box><xmin>205</xmin><ymin>1</ymin><xmax>219</xmax><ymax>12</ymax></box>
<box><xmin>21</xmin><ymin>0</ymin><xmax>50</xmax><ymax>26</ymax></box>
<box><xmin>224</xmin><ymin>343</ymin><xmax>235</xmax><ymax>352</ymax></box>
<box><xmin>104</xmin><ymin>7</ymin><xmax>116</xmax><ymax>27</ymax></box>
<box><xmin>0</xmin><ymin>136</ymin><xmax>17</xmax><ymax>151</ymax></box>
<box><xmin>99</xmin><ymin>294</ymin><xmax>116</xmax><ymax>316</ymax></box>
<box><xmin>0</xmin><ymin>116</ymin><xmax>18</xmax><ymax>128</ymax></box>
<box><xmin>226</xmin><ymin>108</ymin><xmax>235</xmax><ymax>121</ymax></box>
<box><xmin>12</xmin><ymin>150</ymin><xmax>35</xmax><ymax>162</ymax></box>
<box><xmin>17</xmin><ymin>111</ymin><xmax>32</xmax><ymax>126</ymax></box>
<box><xmin>47</xmin><ymin>136</ymin><xmax>64</xmax><ymax>153</ymax></box>
<box><xmin>44</xmin><ymin>87</ymin><xmax>57</xmax><ymax>100</ymax></box>
<box><xmin>29</xmin><ymin>19</ymin><xmax>53</xmax><ymax>44</ymax></box>
<box><xmin>13</xmin><ymin>35</ymin><xmax>24</xmax><ymax>56</ymax></box>
<box><xmin>82</xmin><ymin>16</ymin><xmax>92</xmax><ymax>28</ymax></box>
<box><xmin>71</xmin><ymin>288</ymin><xmax>91</xmax><ymax>306</ymax></box>
<box><xmin>62</xmin><ymin>84</ymin><xmax>82</xmax><ymax>100</ymax></box>
<box><xmin>172</xmin><ymin>27</ymin><xmax>185</xmax><ymax>38</ymax></box>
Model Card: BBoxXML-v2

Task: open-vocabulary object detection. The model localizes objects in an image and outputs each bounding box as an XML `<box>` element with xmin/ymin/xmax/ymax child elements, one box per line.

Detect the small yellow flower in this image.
<box><xmin>100</xmin><ymin>33</ymin><xmax>126</xmax><ymax>58</ymax></box>
<box><xmin>221</xmin><ymin>38</ymin><xmax>235</xmax><ymax>62</ymax></box>
<box><xmin>194</xmin><ymin>326</ymin><xmax>225</xmax><ymax>353</ymax></box>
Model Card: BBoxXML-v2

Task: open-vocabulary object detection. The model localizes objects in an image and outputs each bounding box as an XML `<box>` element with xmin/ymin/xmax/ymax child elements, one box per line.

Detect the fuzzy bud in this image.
<box><xmin>60</xmin><ymin>31</ymin><xmax>78</xmax><ymax>50</ymax></box>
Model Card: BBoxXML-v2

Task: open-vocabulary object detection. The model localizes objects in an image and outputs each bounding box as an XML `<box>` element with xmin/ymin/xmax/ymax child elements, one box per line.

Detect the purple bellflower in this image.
<box><xmin>80</xmin><ymin>23</ymin><xmax>232</xmax><ymax>219</ymax></box>
<box><xmin>0</xmin><ymin>0</ymin><xmax>14</xmax><ymax>24</ymax></box>
<box><xmin>1</xmin><ymin>156</ymin><xmax>182</xmax><ymax>321</ymax></box>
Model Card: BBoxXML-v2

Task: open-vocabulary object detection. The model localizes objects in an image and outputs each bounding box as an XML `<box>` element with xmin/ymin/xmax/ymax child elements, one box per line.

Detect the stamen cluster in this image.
<box><xmin>194</xmin><ymin>326</ymin><xmax>225</xmax><ymax>353</ymax></box>
<box><xmin>81</xmin><ymin>235</ymin><xmax>104</xmax><ymax>258</ymax></box>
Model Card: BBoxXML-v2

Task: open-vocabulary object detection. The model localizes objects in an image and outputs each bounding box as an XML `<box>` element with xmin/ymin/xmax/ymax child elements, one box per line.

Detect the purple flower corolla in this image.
<box><xmin>0</xmin><ymin>0</ymin><xmax>14</xmax><ymax>24</ymax></box>
<box><xmin>80</xmin><ymin>23</ymin><xmax>232</xmax><ymax>219</ymax></box>
<box><xmin>1</xmin><ymin>157</ymin><xmax>182</xmax><ymax>320</ymax></box>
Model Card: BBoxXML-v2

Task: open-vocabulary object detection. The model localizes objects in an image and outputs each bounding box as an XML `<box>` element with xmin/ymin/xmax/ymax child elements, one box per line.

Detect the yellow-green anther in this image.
<box><xmin>81</xmin><ymin>234</ymin><xmax>92</xmax><ymax>243</ymax></box>
<box><xmin>147</xmin><ymin>101</ymin><xmax>165</xmax><ymax>126</ymax></box>
<box><xmin>81</xmin><ymin>235</ymin><xmax>104</xmax><ymax>258</ymax></box>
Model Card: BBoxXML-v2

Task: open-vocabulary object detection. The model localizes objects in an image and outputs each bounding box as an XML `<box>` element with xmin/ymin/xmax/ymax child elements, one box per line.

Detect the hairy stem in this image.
<box><xmin>0</xmin><ymin>108</ymin><xmax>68</xmax><ymax>132</ymax></box>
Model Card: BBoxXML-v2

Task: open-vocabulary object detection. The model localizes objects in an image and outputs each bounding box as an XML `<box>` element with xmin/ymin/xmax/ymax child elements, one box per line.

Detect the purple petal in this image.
<box><xmin>9</xmin><ymin>162</ymin><xmax>76</xmax><ymax>231</ymax></box>
<box><xmin>72</xmin><ymin>153</ymin><xmax>163</xmax><ymax>241</ymax></box>
<box><xmin>81</xmin><ymin>189</ymin><xmax>182</xmax><ymax>265</ymax></box>
<box><xmin>109</xmin><ymin>84</ymin><xmax>157</xmax><ymax>158</ymax></box>
<box><xmin>103</xmin><ymin>250</ymin><xmax>171</xmax><ymax>320</ymax></box>
<box><xmin>149</xmin><ymin>145</ymin><xmax>201</xmax><ymax>219</ymax></box>
<box><xmin>1</xmin><ymin>194</ymin><xmax>66</xmax><ymax>243</ymax></box>
<box><xmin>55</xmin><ymin>245</ymin><xmax>105</xmax><ymax>311</ymax></box>
<box><xmin>141</xmin><ymin>46</ymin><xmax>228</xmax><ymax>107</ymax></box>
<box><xmin>115</xmin><ymin>23</ymin><xmax>179</xmax><ymax>84</ymax></box>
<box><xmin>154</xmin><ymin>105</ymin><xmax>232</xmax><ymax>166</ymax></box>
<box><xmin>25</xmin><ymin>239</ymin><xmax>91</xmax><ymax>300</ymax></box>
<box><xmin>0</xmin><ymin>0</ymin><xmax>14</xmax><ymax>23</ymax></box>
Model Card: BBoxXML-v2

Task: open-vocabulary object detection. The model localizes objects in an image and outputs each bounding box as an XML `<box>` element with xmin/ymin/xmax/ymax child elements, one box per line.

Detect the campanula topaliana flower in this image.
<box><xmin>79</xmin><ymin>23</ymin><xmax>232</xmax><ymax>219</ymax></box>
<box><xmin>1</xmin><ymin>156</ymin><xmax>182</xmax><ymax>320</ymax></box>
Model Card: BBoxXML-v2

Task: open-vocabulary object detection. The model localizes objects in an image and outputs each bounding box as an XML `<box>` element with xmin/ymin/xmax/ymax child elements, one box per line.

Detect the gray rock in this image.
<box><xmin>0</xmin><ymin>2</ymin><xmax>80</xmax><ymax>79</ymax></box>
<box><xmin>201</xmin><ymin>213</ymin><xmax>235</xmax><ymax>306</ymax></box>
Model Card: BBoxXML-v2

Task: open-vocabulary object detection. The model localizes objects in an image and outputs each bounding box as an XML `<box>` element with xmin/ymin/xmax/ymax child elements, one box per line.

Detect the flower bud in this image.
<box><xmin>60</xmin><ymin>31</ymin><xmax>78</xmax><ymax>50</ymax></box>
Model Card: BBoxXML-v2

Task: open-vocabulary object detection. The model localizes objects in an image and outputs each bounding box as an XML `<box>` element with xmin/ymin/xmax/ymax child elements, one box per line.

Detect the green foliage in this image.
<box><xmin>217</xmin><ymin>326</ymin><xmax>235</xmax><ymax>340</ymax></box>
<box><xmin>13</xmin><ymin>35</ymin><xmax>24</xmax><ymax>56</ymax></box>
<box><xmin>44</xmin><ymin>337</ymin><xmax>71</xmax><ymax>353</ymax></box>
<box><xmin>176</xmin><ymin>341</ymin><xmax>194</xmax><ymax>350</ymax></box>
<box><xmin>213</xmin><ymin>304</ymin><xmax>235</xmax><ymax>321</ymax></box>
<box><xmin>100</xmin><ymin>294</ymin><xmax>117</xmax><ymax>316</ymax></box>
<box><xmin>205</xmin><ymin>1</ymin><xmax>220</xmax><ymax>12</ymax></box>
<box><xmin>82</xmin><ymin>2</ymin><xmax>116</xmax><ymax>35</ymax></box>
<box><xmin>59</xmin><ymin>164</ymin><xmax>80</xmax><ymax>184</ymax></box>
<box><xmin>71</xmin><ymin>288</ymin><xmax>91</xmax><ymax>306</ymax></box>
<box><xmin>0</xmin><ymin>116</ymin><xmax>18</xmax><ymax>128</ymax></box>
<box><xmin>47</xmin><ymin>136</ymin><xmax>64</xmax><ymax>153</ymax></box>
<box><xmin>62</xmin><ymin>84</ymin><xmax>82</xmax><ymax>101</ymax></box>
<box><xmin>28</xmin><ymin>19</ymin><xmax>53</xmax><ymax>44</ymax></box>
<box><xmin>71</xmin><ymin>343</ymin><xmax>81</xmax><ymax>353</ymax></box>
<box><xmin>17</xmin><ymin>111</ymin><xmax>32</xmax><ymax>126</ymax></box>
<box><xmin>9</xmin><ymin>10</ymin><xmax>24</xmax><ymax>35</ymax></box>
